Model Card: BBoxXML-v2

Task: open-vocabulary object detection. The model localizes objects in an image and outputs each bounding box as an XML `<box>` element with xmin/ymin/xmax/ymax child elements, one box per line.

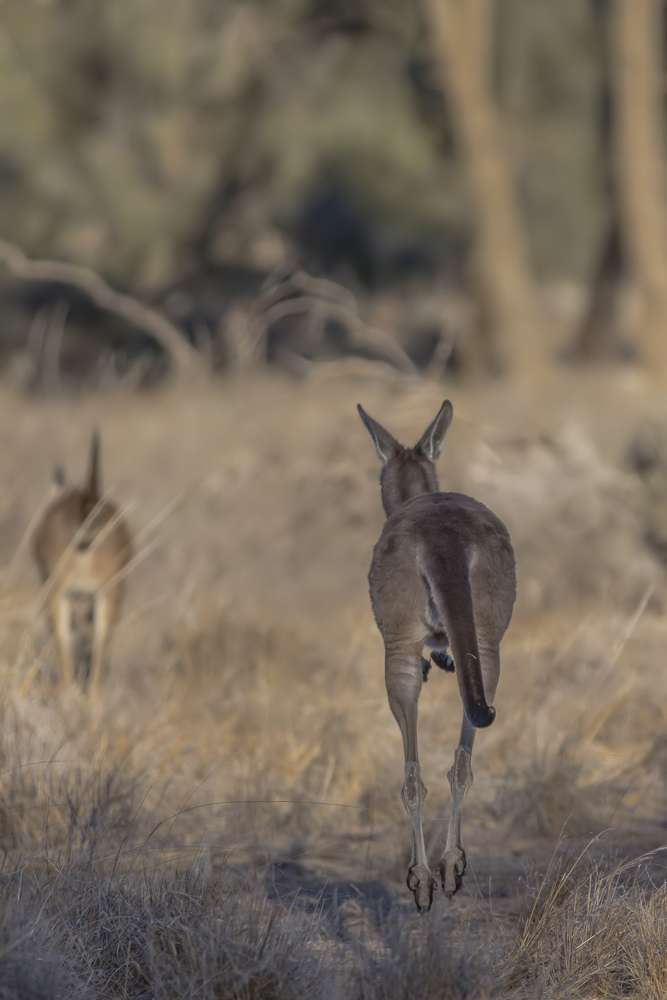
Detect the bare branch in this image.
<box><xmin>258</xmin><ymin>263</ymin><xmax>359</xmax><ymax>314</ymax></box>
<box><xmin>253</xmin><ymin>264</ymin><xmax>419</xmax><ymax>376</ymax></box>
<box><xmin>0</xmin><ymin>240</ymin><xmax>209</xmax><ymax>381</ymax></box>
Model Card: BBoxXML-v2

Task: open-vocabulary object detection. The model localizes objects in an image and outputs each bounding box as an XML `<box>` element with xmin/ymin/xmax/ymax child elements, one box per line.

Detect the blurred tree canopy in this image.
<box><xmin>0</xmin><ymin>0</ymin><xmax>604</xmax><ymax>294</ymax></box>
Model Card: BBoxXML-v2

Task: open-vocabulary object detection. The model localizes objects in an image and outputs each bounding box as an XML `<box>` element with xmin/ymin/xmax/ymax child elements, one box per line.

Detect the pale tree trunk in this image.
<box><xmin>611</xmin><ymin>0</ymin><xmax>667</xmax><ymax>375</ymax></box>
<box><xmin>423</xmin><ymin>0</ymin><xmax>545</xmax><ymax>377</ymax></box>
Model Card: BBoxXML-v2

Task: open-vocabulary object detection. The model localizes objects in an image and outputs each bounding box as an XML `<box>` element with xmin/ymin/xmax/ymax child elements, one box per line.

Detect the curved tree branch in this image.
<box><xmin>254</xmin><ymin>263</ymin><xmax>419</xmax><ymax>375</ymax></box>
<box><xmin>0</xmin><ymin>240</ymin><xmax>209</xmax><ymax>381</ymax></box>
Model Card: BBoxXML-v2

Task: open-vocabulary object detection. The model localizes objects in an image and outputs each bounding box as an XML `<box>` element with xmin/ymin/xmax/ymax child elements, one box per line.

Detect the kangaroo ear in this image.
<box><xmin>357</xmin><ymin>404</ymin><xmax>401</xmax><ymax>463</ymax></box>
<box><xmin>416</xmin><ymin>400</ymin><xmax>453</xmax><ymax>461</ymax></box>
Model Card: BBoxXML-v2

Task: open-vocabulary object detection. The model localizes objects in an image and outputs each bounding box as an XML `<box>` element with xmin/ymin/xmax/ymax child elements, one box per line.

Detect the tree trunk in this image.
<box><xmin>423</xmin><ymin>0</ymin><xmax>545</xmax><ymax>377</ymax></box>
<box><xmin>571</xmin><ymin>203</ymin><xmax>625</xmax><ymax>361</ymax></box>
<box><xmin>611</xmin><ymin>0</ymin><xmax>667</xmax><ymax>374</ymax></box>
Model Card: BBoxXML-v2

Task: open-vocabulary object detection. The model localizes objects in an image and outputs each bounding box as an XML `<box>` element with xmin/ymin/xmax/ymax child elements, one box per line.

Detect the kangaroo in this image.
<box><xmin>358</xmin><ymin>400</ymin><xmax>516</xmax><ymax>912</ymax></box>
<box><xmin>33</xmin><ymin>432</ymin><xmax>132</xmax><ymax>698</ymax></box>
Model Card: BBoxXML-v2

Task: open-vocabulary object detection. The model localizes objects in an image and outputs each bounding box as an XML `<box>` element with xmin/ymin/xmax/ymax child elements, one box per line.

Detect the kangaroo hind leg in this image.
<box><xmin>385</xmin><ymin>642</ymin><xmax>436</xmax><ymax>913</ymax></box>
<box><xmin>88</xmin><ymin>589</ymin><xmax>118</xmax><ymax>701</ymax></box>
<box><xmin>438</xmin><ymin>645</ymin><xmax>500</xmax><ymax>898</ymax></box>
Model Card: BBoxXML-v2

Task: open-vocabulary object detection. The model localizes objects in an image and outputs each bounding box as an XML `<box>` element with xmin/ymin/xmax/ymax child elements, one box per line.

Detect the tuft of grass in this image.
<box><xmin>507</xmin><ymin>850</ymin><xmax>667</xmax><ymax>999</ymax></box>
<box><xmin>0</xmin><ymin>862</ymin><xmax>346</xmax><ymax>1000</ymax></box>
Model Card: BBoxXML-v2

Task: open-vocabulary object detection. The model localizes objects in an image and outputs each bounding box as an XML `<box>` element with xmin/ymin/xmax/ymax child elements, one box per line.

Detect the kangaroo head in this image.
<box><xmin>358</xmin><ymin>400</ymin><xmax>453</xmax><ymax>516</ymax></box>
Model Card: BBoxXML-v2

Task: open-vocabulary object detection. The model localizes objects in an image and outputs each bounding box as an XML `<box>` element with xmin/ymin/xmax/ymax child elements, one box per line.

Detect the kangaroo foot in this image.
<box><xmin>431</xmin><ymin>650</ymin><xmax>455</xmax><ymax>672</ymax></box>
<box><xmin>421</xmin><ymin>656</ymin><xmax>432</xmax><ymax>682</ymax></box>
<box><xmin>407</xmin><ymin>863</ymin><xmax>437</xmax><ymax>914</ymax></box>
<box><xmin>437</xmin><ymin>847</ymin><xmax>467</xmax><ymax>899</ymax></box>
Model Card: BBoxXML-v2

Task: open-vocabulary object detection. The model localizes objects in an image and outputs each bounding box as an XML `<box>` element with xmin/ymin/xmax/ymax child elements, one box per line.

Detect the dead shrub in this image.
<box><xmin>506</xmin><ymin>851</ymin><xmax>667</xmax><ymax>999</ymax></box>
<box><xmin>1</xmin><ymin>862</ymin><xmax>344</xmax><ymax>1000</ymax></box>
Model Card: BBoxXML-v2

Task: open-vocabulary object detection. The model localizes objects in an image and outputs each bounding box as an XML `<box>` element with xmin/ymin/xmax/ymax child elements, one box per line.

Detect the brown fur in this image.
<box><xmin>359</xmin><ymin>400</ymin><xmax>516</xmax><ymax>912</ymax></box>
<box><xmin>33</xmin><ymin>432</ymin><xmax>132</xmax><ymax>697</ymax></box>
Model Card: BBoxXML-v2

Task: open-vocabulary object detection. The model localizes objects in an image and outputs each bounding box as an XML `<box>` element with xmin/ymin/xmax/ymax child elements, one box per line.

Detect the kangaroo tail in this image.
<box><xmin>421</xmin><ymin>549</ymin><xmax>495</xmax><ymax>728</ymax></box>
<box><xmin>83</xmin><ymin>430</ymin><xmax>101</xmax><ymax>515</ymax></box>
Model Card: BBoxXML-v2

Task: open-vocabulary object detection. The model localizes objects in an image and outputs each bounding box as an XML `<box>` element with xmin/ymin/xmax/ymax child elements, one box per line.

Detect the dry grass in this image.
<box><xmin>0</xmin><ymin>367</ymin><xmax>665</xmax><ymax>995</ymax></box>
<box><xmin>507</xmin><ymin>849</ymin><xmax>667</xmax><ymax>998</ymax></box>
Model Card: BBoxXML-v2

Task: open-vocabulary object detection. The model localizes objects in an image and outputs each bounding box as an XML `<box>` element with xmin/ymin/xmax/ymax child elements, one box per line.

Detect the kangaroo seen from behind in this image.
<box><xmin>358</xmin><ymin>400</ymin><xmax>516</xmax><ymax>912</ymax></box>
<box><xmin>33</xmin><ymin>433</ymin><xmax>132</xmax><ymax>698</ymax></box>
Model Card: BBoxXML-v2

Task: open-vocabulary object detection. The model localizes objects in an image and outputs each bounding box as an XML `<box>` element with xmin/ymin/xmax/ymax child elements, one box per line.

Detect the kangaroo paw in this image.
<box><xmin>431</xmin><ymin>650</ymin><xmax>455</xmax><ymax>672</ymax></box>
<box><xmin>421</xmin><ymin>656</ymin><xmax>432</xmax><ymax>682</ymax></box>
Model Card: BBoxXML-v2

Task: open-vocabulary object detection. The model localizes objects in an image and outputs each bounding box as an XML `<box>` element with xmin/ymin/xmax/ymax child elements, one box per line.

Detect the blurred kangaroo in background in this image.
<box><xmin>358</xmin><ymin>400</ymin><xmax>516</xmax><ymax>912</ymax></box>
<box><xmin>33</xmin><ymin>432</ymin><xmax>132</xmax><ymax>698</ymax></box>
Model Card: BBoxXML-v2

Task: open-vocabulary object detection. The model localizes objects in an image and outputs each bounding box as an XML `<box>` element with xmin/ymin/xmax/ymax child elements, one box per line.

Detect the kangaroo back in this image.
<box><xmin>82</xmin><ymin>431</ymin><xmax>100</xmax><ymax>518</ymax></box>
<box><xmin>421</xmin><ymin>546</ymin><xmax>495</xmax><ymax>728</ymax></box>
